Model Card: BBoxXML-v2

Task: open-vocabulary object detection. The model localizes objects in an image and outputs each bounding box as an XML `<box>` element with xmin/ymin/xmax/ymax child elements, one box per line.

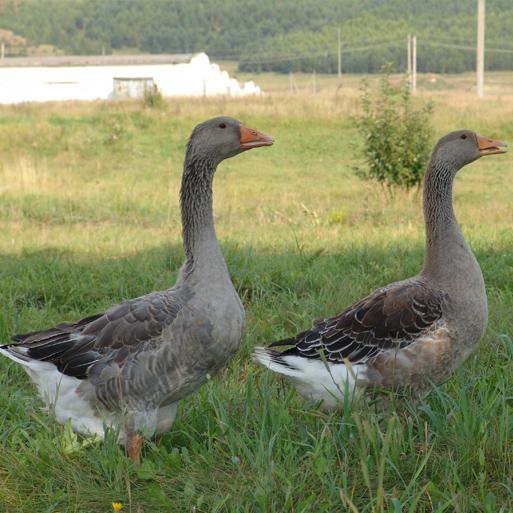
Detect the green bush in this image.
<box><xmin>142</xmin><ymin>83</ymin><xmax>164</xmax><ymax>109</ymax></box>
<box><xmin>354</xmin><ymin>72</ymin><xmax>433</xmax><ymax>190</ymax></box>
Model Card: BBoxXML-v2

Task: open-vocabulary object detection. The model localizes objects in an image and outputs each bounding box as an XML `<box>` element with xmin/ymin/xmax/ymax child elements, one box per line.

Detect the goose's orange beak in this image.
<box><xmin>239</xmin><ymin>124</ymin><xmax>274</xmax><ymax>150</ymax></box>
<box><xmin>477</xmin><ymin>134</ymin><xmax>507</xmax><ymax>156</ymax></box>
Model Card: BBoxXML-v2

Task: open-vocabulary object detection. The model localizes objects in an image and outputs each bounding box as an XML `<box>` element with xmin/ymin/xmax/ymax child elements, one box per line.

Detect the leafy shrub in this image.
<box><xmin>143</xmin><ymin>83</ymin><xmax>164</xmax><ymax>109</ymax></box>
<box><xmin>354</xmin><ymin>72</ymin><xmax>433</xmax><ymax>190</ymax></box>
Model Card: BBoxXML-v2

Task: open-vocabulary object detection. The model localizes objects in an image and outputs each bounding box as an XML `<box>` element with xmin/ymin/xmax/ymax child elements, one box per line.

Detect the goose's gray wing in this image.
<box><xmin>3</xmin><ymin>289</ymin><xmax>188</xmax><ymax>408</ymax></box>
<box><xmin>269</xmin><ymin>280</ymin><xmax>445</xmax><ymax>365</ymax></box>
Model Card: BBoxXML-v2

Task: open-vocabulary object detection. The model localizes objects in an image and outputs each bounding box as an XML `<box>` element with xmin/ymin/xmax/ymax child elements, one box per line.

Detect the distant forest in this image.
<box><xmin>1</xmin><ymin>0</ymin><xmax>513</xmax><ymax>73</ymax></box>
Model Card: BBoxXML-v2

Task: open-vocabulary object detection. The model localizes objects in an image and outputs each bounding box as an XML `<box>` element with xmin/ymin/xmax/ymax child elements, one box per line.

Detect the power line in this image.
<box><xmin>239</xmin><ymin>36</ymin><xmax>513</xmax><ymax>68</ymax></box>
<box><xmin>422</xmin><ymin>40</ymin><xmax>513</xmax><ymax>54</ymax></box>
<box><xmin>422</xmin><ymin>41</ymin><xmax>476</xmax><ymax>51</ymax></box>
<box><xmin>341</xmin><ymin>41</ymin><xmax>403</xmax><ymax>54</ymax></box>
<box><xmin>484</xmin><ymin>46</ymin><xmax>513</xmax><ymax>54</ymax></box>
<box><xmin>240</xmin><ymin>39</ymin><xmax>404</xmax><ymax>66</ymax></box>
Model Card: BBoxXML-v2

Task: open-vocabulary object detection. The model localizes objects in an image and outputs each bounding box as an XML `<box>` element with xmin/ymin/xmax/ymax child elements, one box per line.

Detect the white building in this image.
<box><xmin>0</xmin><ymin>53</ymin><xmax>261</xmax><ymax>103</ymax></box>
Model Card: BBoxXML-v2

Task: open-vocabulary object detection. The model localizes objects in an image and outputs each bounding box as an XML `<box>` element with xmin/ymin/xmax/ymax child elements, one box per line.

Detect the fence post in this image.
<box><xmin>337</xmin><ymin>28</ymin><xmax>342</xmax><ymax>78</ymax></box>
<box><xmin>412</xmin><ymin>35</ymin><xmax>417</xmax><ymax>93</ymax></box>
<box><xmin>407</xmin><ymin>34</ymin><xmax>411</xmax><ymax>84</ymax></box>
<box><xmin>477</xmin><ymin>0</ymin><xmax>485</xmax><ymax>98</ymax></box>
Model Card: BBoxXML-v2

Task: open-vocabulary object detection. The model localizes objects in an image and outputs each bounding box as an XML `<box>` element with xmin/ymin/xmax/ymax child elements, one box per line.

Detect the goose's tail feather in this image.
<box><xmin>252</xmin><ymin>347</ymin><xmax>303</xmax><ymax>378</ymax></box>
<box><xmin>252</xmin><ymin>346</ymin><xmax>364</xmax><ymax>410</ymax></box>
<box><xmin>267</xmin><ymin>336</ymin><xmax>297</xmax><ymax>349</ymax></box>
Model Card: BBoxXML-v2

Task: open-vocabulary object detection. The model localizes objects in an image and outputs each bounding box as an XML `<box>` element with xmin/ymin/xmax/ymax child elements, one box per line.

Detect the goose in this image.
<box><xmin>1</xmin><ymin>116</ymin><xmax>273</xmax><ymax>462</ymax></box>
<box><xmin>254</xmin><ymin>130</ymin><xmax>506</xmax><ymax>408</ymax></box>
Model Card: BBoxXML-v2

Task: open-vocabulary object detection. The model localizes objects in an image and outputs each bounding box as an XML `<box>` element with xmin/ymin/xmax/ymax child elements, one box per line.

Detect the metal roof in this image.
<box><xmin>0</xmin><ymin>54</ymin><xmax>197</xmax><ymax>67</ymax></box>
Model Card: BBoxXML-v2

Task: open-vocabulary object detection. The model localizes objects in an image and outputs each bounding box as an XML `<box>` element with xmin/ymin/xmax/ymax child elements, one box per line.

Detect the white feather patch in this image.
<box><xmin>1</xmin><ymin>347</ymin><xmax>180</xmax><ymax>439</ymax></box>
<box><xmin>253</xmin><ymin>347</ymin><xmax>367</xmax><ymax>409</ymax></box>
<box><xmin>1</xmin><ymin>347</ymin><xmax>110</xmax><ymax>437</ymax></box>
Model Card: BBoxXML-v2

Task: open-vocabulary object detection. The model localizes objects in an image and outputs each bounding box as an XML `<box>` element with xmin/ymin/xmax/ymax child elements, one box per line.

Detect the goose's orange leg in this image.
<box><xmin>126</xmin><ymin>431</ymin><xmax>143</xmax><ymax>464</ymax></box>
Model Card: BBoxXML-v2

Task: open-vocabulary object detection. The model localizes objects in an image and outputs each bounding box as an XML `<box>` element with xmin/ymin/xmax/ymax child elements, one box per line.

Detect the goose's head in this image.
<box><xmin>187</xmin><ymin>116</ymin><xmax>273</xmax><ymax>165</ymax></box>
<box><xmin>432</xmin><ymin>130</ymin><xmax>507</xmax><ymax>171</ymax></box>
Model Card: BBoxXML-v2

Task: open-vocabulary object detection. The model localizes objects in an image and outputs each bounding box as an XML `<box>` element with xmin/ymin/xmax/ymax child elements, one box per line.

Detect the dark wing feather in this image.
<box><xmin>271</xmin><ymin>280</ymin><xmax>445</xmax><ymax>365</ymax></box>
<box><xmin>4</xmin><ymin>290</ymin><xmax>184</xmax><ymax>379</ymax></box>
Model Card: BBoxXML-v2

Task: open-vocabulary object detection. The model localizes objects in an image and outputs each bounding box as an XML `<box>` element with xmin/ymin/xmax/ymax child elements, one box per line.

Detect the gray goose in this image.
<box><xmin>1</xmin><ymin>116</ymin><xmax>273</xmax><ymax>462</ymax></box>
<box><xmin>254</xmin><ymin>130</ymin><xmax>505</xmax><ymax>407</ymax></box>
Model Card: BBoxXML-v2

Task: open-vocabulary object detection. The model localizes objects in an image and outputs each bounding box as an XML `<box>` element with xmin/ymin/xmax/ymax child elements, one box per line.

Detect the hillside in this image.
<box><xmin>0</xmin><ymin>0</ymin><xmax>513</xmax><ymax>73</ymax></box>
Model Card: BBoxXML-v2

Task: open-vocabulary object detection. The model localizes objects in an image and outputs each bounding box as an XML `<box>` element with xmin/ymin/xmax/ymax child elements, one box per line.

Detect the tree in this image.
<box><xmin>354</xmin><ymin>72</ymin><xmax>433</xmax><ymax>190</ymax></box>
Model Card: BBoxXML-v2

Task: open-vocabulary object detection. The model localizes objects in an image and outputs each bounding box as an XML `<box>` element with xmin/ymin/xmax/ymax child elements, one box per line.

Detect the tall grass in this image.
<box><xmin>0</xmin><ymin>83</ymin><xmax>512</xmax><ymax>512</ymax></box>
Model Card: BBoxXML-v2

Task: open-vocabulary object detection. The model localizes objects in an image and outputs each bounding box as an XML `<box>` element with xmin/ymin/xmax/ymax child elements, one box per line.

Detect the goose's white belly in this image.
<box><xmin>1</xmin><ymin>347</ymin><xmax>179</xmax><ymax>440</ymax></box>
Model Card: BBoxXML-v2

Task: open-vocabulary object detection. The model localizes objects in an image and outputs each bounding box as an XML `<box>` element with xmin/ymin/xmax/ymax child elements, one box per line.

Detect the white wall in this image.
<box><xmin>0</xmin><ymin>53</ymin><xmax>261</xmax><ymax>103</ymax></box>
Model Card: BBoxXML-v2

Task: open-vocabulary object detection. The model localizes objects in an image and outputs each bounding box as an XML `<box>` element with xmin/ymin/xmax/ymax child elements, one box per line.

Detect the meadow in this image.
<box><xmin>0</xmin><ymin>73</ymin><xmax>512</xmax><ymax>512</ymax></box>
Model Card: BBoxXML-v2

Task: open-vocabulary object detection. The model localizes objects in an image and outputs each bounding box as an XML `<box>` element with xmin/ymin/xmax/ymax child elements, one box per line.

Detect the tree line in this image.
<box><xmin>1</xmin><ymin>0</ymin><xmax>512</xmax><ymax>73</ymax></box>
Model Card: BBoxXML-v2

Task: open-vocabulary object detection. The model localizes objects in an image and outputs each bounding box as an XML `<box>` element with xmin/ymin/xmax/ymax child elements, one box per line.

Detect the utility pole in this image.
<box><xmin>412</xmin><ymin>35</ymin><xmax>417</xmax><ymax>93</ymax></box>
<box><xmin>477</xmin><ymin>0</ymin><xmax>485</xmax><ymax>98</ymax></box>
<box><xmin>406</xmin><ymin>34</ymin><xmax>411</xmax><ymax>80</ymax></box>
<box><xmin>337</xmin><ymin>28</ymin><xmax>342</xmax><ymax>78</ymax></box>
<box><xmin>289</xmin><ymin>71</ymin><xmax>293</xmax><ymax>94</ymax></box>
<box><xmin>312</xmin><ymin>69</ymin><xmax>317</xmax><ymax>94</ymax></box>
<box><xmin>0</xmin><ymin>42</ymin><xmax>4</xmax><ymax>60</ymax></box>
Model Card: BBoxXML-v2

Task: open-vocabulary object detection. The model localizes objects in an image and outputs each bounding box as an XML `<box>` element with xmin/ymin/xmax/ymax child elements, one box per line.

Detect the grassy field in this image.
<box><xmin>224</xmin><ymin>65</ymin><xmax>513</xmax><ymax>98</ymax></box>
<box><xmin>0</xmin><ymin>79</ymin><xmax>512</xmax><ymax>512</ymax></box>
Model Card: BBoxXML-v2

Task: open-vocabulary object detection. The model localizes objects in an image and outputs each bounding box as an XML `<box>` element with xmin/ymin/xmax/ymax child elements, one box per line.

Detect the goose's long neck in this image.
<box><xmin>180</xmin><ymin>153</ymin><xmax>227</xmax><ymax>281</ymax></box>
<box><xmin>421</xmin><ymin>158</ymin><xmax>477</xmax><ymax>286</ymax></box>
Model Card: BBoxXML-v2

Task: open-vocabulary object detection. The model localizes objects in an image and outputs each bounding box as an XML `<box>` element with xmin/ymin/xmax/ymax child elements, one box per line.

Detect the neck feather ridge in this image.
<box><xmin>421</xmin><ymin>159</ymin><xmax>469</xmax><ymax>282</ymax></box>
<box><xmin>180</xmin><ymin>154</ymin><xmax>222</xmax><ymax>278</ymax></box>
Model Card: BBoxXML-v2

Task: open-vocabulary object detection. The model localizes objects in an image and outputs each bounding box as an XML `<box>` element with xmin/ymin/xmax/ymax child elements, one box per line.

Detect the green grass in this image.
<box><xmin>0</xmin><ymin>90</ymin><xmax>512</xmax><ymax>513</ymax></box>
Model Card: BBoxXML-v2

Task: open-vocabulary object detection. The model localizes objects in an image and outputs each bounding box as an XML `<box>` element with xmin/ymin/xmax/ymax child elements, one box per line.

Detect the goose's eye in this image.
<box><xmin>461</xmin><ymin>134</ymin><xmax>467</xmax><ymax>140</ymax></box>
<box><xmin>219</xmin><ymin>123</ymin><xmax>227</xmax><ymax>129</ymax></box>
